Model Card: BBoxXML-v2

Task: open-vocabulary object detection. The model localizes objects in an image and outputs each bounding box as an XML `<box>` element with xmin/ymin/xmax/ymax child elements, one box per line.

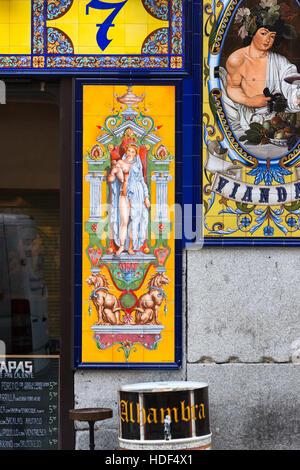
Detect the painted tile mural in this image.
<box><xmin>0</xmin><ymin>0</ymin><xmax>183</xmax><ymax>71</ymax></box>
<box><xmin>80</xmin><ymin>85</ymin><xmax>177</xmax><ymax>365</ymax></box>
<box><xmin>203</xmin><ymin>0</ymin><xmax>300</xmax><ymax>241</ymax></box>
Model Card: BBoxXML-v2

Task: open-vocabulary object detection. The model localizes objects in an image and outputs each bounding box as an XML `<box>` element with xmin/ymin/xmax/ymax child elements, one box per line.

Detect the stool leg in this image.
<box><xmin>88</xmin><ymin>421</ymin><xmax>95</xmax><ymax>451</ymax></box>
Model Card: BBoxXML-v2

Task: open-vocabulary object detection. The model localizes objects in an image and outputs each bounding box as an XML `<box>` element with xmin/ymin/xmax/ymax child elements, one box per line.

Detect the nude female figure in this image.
<box><xmin>108</xmin><ymin>144</ymin><xmax>150</xmax><ymax>256</ymax></box>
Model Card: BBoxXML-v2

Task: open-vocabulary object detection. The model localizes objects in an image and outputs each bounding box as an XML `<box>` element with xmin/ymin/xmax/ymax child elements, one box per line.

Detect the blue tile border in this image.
<box><xmin>74</xmin><ymin>78</ymin><xmax>183</xmax><ymax>369</ymax></box>
<box><xmin>1</xmin><ymin>0</ymin><xmax>189</xmax><ymax>76</ymax></box>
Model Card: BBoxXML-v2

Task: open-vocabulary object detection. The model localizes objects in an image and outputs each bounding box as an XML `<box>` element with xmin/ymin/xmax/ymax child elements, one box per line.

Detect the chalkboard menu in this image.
<box><xmin>0</xmin><ymin>356</ymin><xmax>59</xmax><ymax>450</ymax></box>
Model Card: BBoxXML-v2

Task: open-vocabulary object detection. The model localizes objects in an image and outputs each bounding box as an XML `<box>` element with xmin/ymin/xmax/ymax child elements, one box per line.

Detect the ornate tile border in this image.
<box><xmin>0</xmin><ymin>0</ymin><xmax>184</xmax><ymax>72</ymax></box>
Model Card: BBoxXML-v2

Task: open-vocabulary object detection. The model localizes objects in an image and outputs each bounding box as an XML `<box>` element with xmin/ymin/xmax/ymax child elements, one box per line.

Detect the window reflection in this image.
<box><xmin>0</xmin><ymin>192</ymin><xmax>60</xmax><ymax>355</ymax></box>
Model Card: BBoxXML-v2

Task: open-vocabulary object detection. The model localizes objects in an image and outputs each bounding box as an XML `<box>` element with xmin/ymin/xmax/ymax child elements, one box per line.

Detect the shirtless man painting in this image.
<box><xmin>226</xmin><ymin>27</ymin><xmax>274</xmax><ymax>109</ymax></box>
<box><xmin>219</xmin><ymin>1</ymin><xmax>300</xmax><ymax>131</ymax></box>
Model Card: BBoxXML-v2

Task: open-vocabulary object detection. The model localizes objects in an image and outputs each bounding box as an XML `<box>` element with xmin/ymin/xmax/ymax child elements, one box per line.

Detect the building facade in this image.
<box><xmin>0</xmin><ymin>0</ymin><xmax>299</xmax><ymax>450</ymax></box>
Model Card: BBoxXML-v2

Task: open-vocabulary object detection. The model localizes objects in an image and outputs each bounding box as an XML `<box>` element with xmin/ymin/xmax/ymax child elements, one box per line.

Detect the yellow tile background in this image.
<box><xmin>0</xmin><ymin>0</ymin><xmax>169</xmax><ymax>57</ymax></box>
<box><xmin>81</xmin><ymin>85</ymin><xmax>176</xmax><ymax>364</ymax></box>
<box><xmin>48</xmin><ymin>0</ymin><xmax>168</xmax><ymax>55</ymax></box>
<box><xmin>0</xmin><ymin>0</ymin><xmax>31</xmax><ymax>54</ymax></box>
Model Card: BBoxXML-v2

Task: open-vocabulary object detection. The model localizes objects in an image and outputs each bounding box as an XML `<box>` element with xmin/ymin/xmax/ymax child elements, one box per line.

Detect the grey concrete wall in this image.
<box><xmin>187</xmin><ymin>363</ymin><xmax>300</xmax><ymax>450</ymax></box>
<box><xmin>74</xmin><ymin>248</ymin><xmax>300</xmax><ymax>450</ymax></box>
<box><xmin>186</xmin><ymin>248</ymin><xmax>300</xmax><ymax>450</ymax></box>
<box><xmin>187</xmin><ymin>248</ymin><xmax>300</xmax><ymax>363</ymax></box>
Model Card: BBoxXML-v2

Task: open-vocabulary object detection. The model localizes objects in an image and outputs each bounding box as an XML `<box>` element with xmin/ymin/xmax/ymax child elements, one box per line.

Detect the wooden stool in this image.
<box><xmin>69</xmin><ymin>408</ymin><xmax>113</xmax><ymax>450</ymax></box>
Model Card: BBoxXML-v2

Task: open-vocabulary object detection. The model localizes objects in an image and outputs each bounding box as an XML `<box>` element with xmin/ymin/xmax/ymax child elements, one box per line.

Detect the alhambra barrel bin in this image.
<box><xmin>118</xmin><ymin>381</ymin><xmax>211</xmax><ymax>450</ymax></box>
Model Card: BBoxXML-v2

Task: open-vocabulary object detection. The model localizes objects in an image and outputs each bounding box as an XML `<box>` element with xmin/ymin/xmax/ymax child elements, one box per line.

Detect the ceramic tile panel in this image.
<box><xmin>0</xmin><ymin>0</ymin><xmax>184</xmax><ymax>71</ymax></box>
<box><xmin>201</xmin><ymin>0</ymin><xmax>300</xmax><ymax>245</ymax></box>
<box><xmin>75</xmin><ymin>83</ymin><xmax>181</xmax><ymax>368</ymax></box>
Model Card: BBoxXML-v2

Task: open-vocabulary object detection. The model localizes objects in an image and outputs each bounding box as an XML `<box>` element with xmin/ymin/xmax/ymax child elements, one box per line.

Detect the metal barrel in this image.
<box><xmin>118</xmin><ymin>381</ymin><xmax>211</xmax><ymax>450</ymax></box>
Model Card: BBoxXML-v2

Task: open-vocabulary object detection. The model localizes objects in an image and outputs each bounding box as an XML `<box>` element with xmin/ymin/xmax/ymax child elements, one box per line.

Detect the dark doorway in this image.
<box><xmin>0</xmin><ymin>79</ymin><xmax>74</xmax><ymax>450</ymax></box>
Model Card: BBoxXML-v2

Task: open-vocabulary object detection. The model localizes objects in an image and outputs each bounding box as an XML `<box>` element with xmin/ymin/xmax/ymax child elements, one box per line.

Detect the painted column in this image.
<box><xmin>85</xmin><ymin>171</ymin><xmax>106</xmax><ymax>222</ymax></box>
<box><xmin>151</xmin><ymin>171</ymin><xmax>173</xmax><ymax>222</ymax></box>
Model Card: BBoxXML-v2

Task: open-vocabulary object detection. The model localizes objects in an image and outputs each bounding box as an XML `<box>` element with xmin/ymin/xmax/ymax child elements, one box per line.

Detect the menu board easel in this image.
<box><xmin>0</xmin><ymin>355</ymin><xmax>59</xmax><ymax>450</ymax></box>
